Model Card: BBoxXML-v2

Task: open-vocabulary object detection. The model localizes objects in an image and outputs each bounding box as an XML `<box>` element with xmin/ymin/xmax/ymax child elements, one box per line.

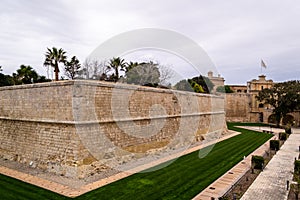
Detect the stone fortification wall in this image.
<box><xmin>225</xmin><ymin>93</ymin><xmax>251</xmax><ymax>122</ymax></box>
<box><xmin>0</xmin><ymin>80</ymin><xmax>225</xmax><ymax>178</ymax></box>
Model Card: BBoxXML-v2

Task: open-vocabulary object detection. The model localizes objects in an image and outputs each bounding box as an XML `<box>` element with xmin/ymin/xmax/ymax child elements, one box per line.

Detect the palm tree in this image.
<box><xmin>14</xmin><ymin>65</ymin><xmax>38</xmax><ymax>84</ymax></box>
<box><xmin>43</xmin><ymin>47</ymin><xmax>67</xmax><ymax>81</ymax></box>
<box><xmin>107</xmin><ymin>57</ymin><xmax>127</xmax><ymax>82</ymax></box>
<box><xmin>65</xmin><ymin>56</ymin><xmax>81</xmax><ymax>80</ymax></box>
<box><xmin>125</xmin><ymin>61</ymin><xmax>139</xmax><ymax>73</ymax></box>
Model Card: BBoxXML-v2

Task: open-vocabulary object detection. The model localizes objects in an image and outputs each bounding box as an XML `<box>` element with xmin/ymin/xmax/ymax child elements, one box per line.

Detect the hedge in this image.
<box><xmin>285</xmin><ymin>126</ymin><xmax>292</xmax><ymax>134</ymax></box>
<box><xmin>252</xmin><ymin>155</ymin><xmax>264</xmax><ymax>169</ymax></box>
<box><xmin>295</xmin><ymin>160</ymin><xmax>300</xmax><ymax>174</ymax></box>
<box><xmin>279</xmin><ymin>132</ymin><xmax>288</xmax><ymax>141</ymax></box>
<box><xmin>270</xmin><ymin>140</ymin><xmax>280</xmax><ymax>151</ymax></box>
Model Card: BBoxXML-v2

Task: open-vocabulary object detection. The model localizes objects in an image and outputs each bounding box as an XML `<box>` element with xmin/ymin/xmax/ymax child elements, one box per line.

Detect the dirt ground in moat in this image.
<box><xmin>223</xmin><ymin>169</ymin><xmax>260</xmax><ymax>199</ymax></box>
<box><xmin>288</xmin><ymin>189</ymin><xmax>297</xmax><ymax>200</ymax></box>
<box><xmin>222</xmin><ymin>150</ymin><xmax>277</xmax><ymax>200</ymax></box>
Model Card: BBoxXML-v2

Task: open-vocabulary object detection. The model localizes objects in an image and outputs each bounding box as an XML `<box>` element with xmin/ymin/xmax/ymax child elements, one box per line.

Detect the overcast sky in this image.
<box><xmin>1</xmin><ymin>0</ymin><xmax>299</xmax><ymax>84</ymax></box>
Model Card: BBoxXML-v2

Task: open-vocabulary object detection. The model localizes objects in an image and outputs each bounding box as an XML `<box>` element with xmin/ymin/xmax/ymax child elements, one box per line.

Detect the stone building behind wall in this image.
<box><xmin>224</xmin><ymin>74</ymin><xmax>300</xmax><ymax>126</ymax></box>
<box><xmin>228</xmin><ymin>85</ymin><xmax>247</xmax><ymax>93</ymax></box>
<box><xmin>207</xmin><ymin>71</ymin><xmax>225</xmax><ymax>93</ymax></box>
<box><xmin>247</xmin><ymin>75</ymin><xmax>274</xmax><ymax>123</ymax></box>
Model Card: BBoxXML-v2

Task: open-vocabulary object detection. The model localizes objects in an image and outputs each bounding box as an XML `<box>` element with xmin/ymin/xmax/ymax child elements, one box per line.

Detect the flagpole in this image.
<box><xmin>261</xmin><ymin>64</ymin><xmax>262</xmax><ymax>74</ymax></box>
<box><xmin>261</xmin><ymin>59</ymin><xmax>267</xmax><ymax>75</ymax></box>
<box><xmin>260</xmin><ymin>59</ymin><xmax>262</xmax><ymax>74</ymax></box>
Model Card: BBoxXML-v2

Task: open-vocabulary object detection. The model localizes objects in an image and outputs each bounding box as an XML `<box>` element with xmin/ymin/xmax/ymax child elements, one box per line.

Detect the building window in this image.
<box><xmin>259</xmin><ymin>103</ymin><xmax>264</xmax><ymax>108</ymax></box>
<box><xmin>237</xmin><ymin>89</ymin><xmax>241</xmax><ymax>93</ymax></box>
<box><xmin>261</xmin><ymin>86</ymin><xmax>264</xmax><ymax>90</ymax></box>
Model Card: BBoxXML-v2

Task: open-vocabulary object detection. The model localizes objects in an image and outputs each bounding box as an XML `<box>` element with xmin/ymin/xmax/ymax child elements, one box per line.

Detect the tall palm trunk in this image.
<box><xmin>54</xmin><ymin>62</ymin><xmax>59</xmax><ymax>81</ymax></box>
<box><xmin>43</xmin><ymin>47</ymin><xmax>66</xmax><ymax>82</ymax></box>
<box><xmin>115</xmin><ymin>67</ymin><xmax>119</xmax><ymax>81</ymax></box>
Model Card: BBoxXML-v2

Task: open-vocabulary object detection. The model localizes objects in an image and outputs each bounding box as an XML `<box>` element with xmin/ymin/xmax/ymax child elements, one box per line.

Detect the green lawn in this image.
<box><xmin>0</xmin><ymin>122</ymin><xmax>272</xmax><ymax>200</ymax></box>
<box><xmin>0</xmin><ymin>173</ymin><xmax>68</xmax><ymax>200</ymax></box>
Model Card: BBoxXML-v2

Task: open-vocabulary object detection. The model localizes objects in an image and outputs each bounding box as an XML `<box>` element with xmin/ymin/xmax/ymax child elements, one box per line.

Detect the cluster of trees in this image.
<box><xmin>173</xmin><ymin>75</ymin><xmax>214</xmax><ymax>93</ymax></box>
<box><xmin>256</xmin><ymin>80</ymin><xmax>300</xmax><ymax>127</ymax></box>
<box><xmin>0</xmin><ymin>47</ymin><xmax>80</xmax><ymax>86</ymax></box>
<box><xmin>42</xmin><ymin>47</ymin><xmax>214</xmax><ymax>93</ymax></box>
<box><xmin>42</xmin><ymin>47</ymin><xmax>173</xmax><ymax>87</ymax></box>
<box><xmin>1</xmin><ymin>46</ymin><xmax>214</xmax><ymax>94</ymax></box>
<box><xmin>0</xmin><ymin>65</ymin><xmax>50</xmax><ymax>87</ymax></box>
<box><xmin>77</xmin><ymin>57</ymin><xmax>174</xmax><ymax>87</ymax></box>
<box><xmin>75</xmin><ymin>56</ymin><xmax>215</xmax><ymax>93</ymax></box>
<box><xmin>43</xmin><ymin>47</ymin><xmax>81</xmax><ymax>81</ymax></box>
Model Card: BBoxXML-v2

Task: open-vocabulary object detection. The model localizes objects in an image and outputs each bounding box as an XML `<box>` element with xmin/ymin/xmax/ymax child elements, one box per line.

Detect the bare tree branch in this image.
<box><xmin>80</xmin><ymin>58</ymin><xmax>110</xmax><ymax>80</ymax></box>
<box><xmin>158</xmin><ymin>64</ymin><xmax>175</xmax><ymax>86</ymax></box>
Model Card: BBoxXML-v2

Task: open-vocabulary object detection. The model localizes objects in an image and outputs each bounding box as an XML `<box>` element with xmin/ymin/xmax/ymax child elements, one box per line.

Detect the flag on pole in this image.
<box><xmin>261</xmin><ymin>59</ymin><xmax>267</xmax><ymax>68</ymax></box>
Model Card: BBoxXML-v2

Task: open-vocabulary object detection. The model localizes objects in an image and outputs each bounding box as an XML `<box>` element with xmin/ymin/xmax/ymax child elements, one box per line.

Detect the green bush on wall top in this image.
<box><xmin>270</xmin><ymin>140</ymin><xmax>280</xmax><ymax>151</ymax></box>
<box><xmin>252</xmin><ymin>155</ymin><xmax>264</xmax><ymax>169</ymax></box>
<box><xmin>295</xmin><ymin>160</ymin><xmax>300</xmax><ymax>174</ymax></box>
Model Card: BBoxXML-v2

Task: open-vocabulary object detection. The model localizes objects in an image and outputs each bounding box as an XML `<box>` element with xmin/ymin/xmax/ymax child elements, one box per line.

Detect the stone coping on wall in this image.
<box><xmin>0</xmin><ymin>111</ymin><xmax>225</xmax><ymax>125</ymax></box>
<box><xmin>0</xmin><ymin>80</ymin><xmax>224</xmax><ymax>99</ymax></box>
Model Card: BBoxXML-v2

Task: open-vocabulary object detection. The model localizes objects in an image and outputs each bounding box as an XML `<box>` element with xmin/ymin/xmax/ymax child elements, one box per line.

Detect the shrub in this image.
<box><xmin>143</xmin><ymin>83</ymin><xmax>158</xmax><ymax>88</ymax></box>
<box><xmin>295</xmin><ymin>160</ymin><xmax>300</xmax><ymax>174</ymax></box>
<box><xmin>252</xmin><ymin>155</ymin><xmax>264</xmax><ymax>169</ymax></box>
<box><xmin>270</xmin><ymin>140</ymin><xmax>280</xmax><ymax>151</ymax></box>
<box><xmin>216</xmin><ymin>85</ymin><xmax>234</xmax><ymax>93</ymax></box>
<box><xmin>279</xmin><ymin>132</ymin><xmax>288</xmax><ymax>141</ymax></box>
<box><xmin>285</xmin><ymin>125</ymin><xmax>292</xmax><ymax>134</ymax></box>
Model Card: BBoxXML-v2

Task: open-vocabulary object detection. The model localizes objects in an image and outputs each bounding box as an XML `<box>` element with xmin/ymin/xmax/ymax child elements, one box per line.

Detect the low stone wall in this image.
<box><xmin>0</xmin><ymin>80</ymin><xmax>226</xmax><ymax>178</ymax></box>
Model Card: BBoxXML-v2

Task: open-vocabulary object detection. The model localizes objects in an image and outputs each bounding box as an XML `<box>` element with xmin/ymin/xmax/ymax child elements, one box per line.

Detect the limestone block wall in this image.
<box><xmin>225</xmin><ymin>93</ymin><xmax>251</xmax><ymax>122</ymax></box>
<box><xmin>0</xmin><ymin>80</ymin><xmax>225</xmax><ymax>178</ymax></box>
